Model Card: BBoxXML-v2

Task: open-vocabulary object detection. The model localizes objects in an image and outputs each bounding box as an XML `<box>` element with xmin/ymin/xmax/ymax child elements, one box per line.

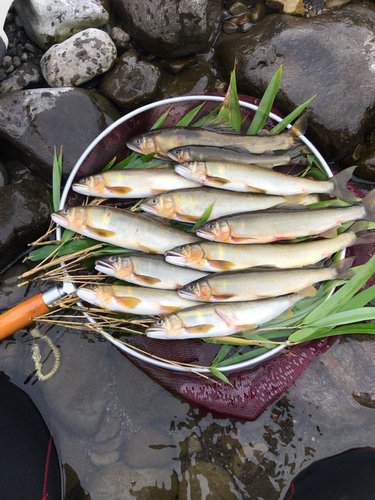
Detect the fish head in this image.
<box><xmin>146</xmin><ymin>314</ymin><xmax>184</xmax><ymax>339</ymax></box>
<box><xmin>141</xmin><ymin>194</ymin><xmax>175</xmax><ymax>218</ymax></box>
<box><xmin>196</xmin><ymin>220</ymin><xmax>230</xmax><ymax>242</ymax></box>
<box><xmin>165</xmin><ymin>243</ymin><xmax>206</xmax><ymax>266</ymax></box>
<box><xmin>95</xmin><ymin>255</ymin><xmax>132</xmax><ymax>279</ymax></box>
<box><xmin>77</xmin><ymin>284</ymin><xmax>114</xmax><ymax>305</ymax></box>
<box><xmin>168</xmin><ymin>147</ymin><xmax>191</xmax><ymax>163</ymax></box>
<box><xmin>179</xmin><ymin>280</ymin><xmax>212</xmax><ymax>301</ymax></box>
<box><xmin>126</xmin><ymin>132</ymin><xmax>158</xmax><ymax>155</ymax></box>
<box><xmin>51</xmin><ymin>206</ymin><xmax>89</xmax><ymax>232</ymax></box>
<box><xmin>175</xmin><ymin>161</ymin><xmax>206</xmax><ymax>183</ymax></box>
<box><xmin>73</xmin><ymin>175</ymin><xmax>106</xmax><ymax>195</ymax></box>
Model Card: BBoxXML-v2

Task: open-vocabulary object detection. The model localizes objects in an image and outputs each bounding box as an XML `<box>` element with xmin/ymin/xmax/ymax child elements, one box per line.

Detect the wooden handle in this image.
<box><xmin>0</xmin><ymin>294</ymin><xmax>51</xmax><ymax>340</ymax></box>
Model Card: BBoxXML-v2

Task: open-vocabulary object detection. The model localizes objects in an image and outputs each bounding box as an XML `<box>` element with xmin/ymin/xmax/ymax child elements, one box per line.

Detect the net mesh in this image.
<box><xmin>66</xmin><ymin>94</ymin><xmax>375</xmax><ymax>421</ymax></box>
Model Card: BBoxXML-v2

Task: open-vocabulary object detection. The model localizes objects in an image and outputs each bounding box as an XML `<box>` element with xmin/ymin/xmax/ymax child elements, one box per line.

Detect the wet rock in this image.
<box><xmin>92</xmin><ymin>434</ymin><xmax>122</xmax><ymax>454</ymax></box>
<box><xmin>155</xmin><ymin>56</ymin><xmax>216</xmax><ymax>101</ymax></box>
<box><xmin>42</xmin><ymin>329</ymin><xmax>112</xmax><ymax>436</ymax></box>
<box><xmin>99</xmin><ymin>50</ymin><xmax>161</xmax><ymax>110</ymax></box>
<box><xmin>87</xmin><ymin>462</ymin><xmax>179</xmax><ymax>500</ymax></box>
<box><xmin>0</xmin><ymin>88</ymin><xmax>120</xmax><ymax>183</ymax></box>
<box><xmin>267</xmin><ymin>0</ymin><xmax>305</xmax><ymax>14</ymax></box>
<box><xmin>124</xmin><ymin>426</ymin><xmax>178</xmax><ymax>469</ymax></box>
<box><xmin>95</xmin><ymin>418</ymin><xmax>122</xmax><ymax>443</ymax></box>
<box><xmin>0</xmin><ymin>264</ymin><xmax>29</xmax><ymax>311</ymax></box>
<box><xmin>186</xmin><ymin>433</ymin><xmax>202</xmax><ymax>455</ymax></box>
<box><xmin>0</xmin><ymin>161</ymin><xmax>8</xmax><ymax>187</ymax></box>
<box><xmin>91</xmin><ymin>450</ymin><xmax>120</xmax><ymax>467</ymax></box>
<box><xmin>160</xmin><ymin>56</ymin><xmax>198</xmax><ymax>75</ymax></box>
<box><xmin>41</xmin><ymin>29</ymin><xmax>117</xmax><ymax>88</ymax></box>
<box><xmin>216</xmin><ymin>4</ymin><xmax>375</xmax><ymax>160</ymax></box>
<box><xmin>229</xmin><ymin>1</ymin><xmax>249</xmax><ymax>14</ymax></box>
<box><xmin>0</xmin><ymin>181</ymin><xmax>50</xmax><ymax>269</ymax></box>
<box><xmin>110</xmin><ymin>27</ymin><xmax>130</xmax><ymax>55</ymax></box>
<box><xmin>111</xmin><ymin>0</ymin><xmax>223</xmax><ymax>58</ymax></box>
<box><xmin>13</xmin><ymin>0</ymin><xmax>110</xmax><ymax>50</ymax></box>
<box><xmin>223</xmin><ymin>18</ymin><xmax>240</xmax><ymax>33</ymax></box>
<box><xmin>0</xmin><ymin>62</ymin><xmax>43</xmax><ymax>94</ymax></box>
<box><xmin>325</xmin><ymin>0</ymin><xmax>350</xmax><ymax>8</ymax></box>
<box><xmin>179</xmin><ymin>461</ymin><xmax>238</xmax><ymax>500</ymax></box>
<box><xmin>249</xmin><ymin>3</ymin><xmax>266</xmax><ymax>22</ymax></box>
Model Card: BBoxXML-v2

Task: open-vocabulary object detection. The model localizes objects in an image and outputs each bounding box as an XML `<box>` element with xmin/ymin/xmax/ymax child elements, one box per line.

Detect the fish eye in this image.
<box><xmin>207</xmin><ymin>223</ymin><xmax>215</xmax><ymax>230</ymax></box>
<box><xmin>177</xmin><ymin>246</ymin><xmax>185</xmax><ymax>251</ymax></box>
<box><xmin>135</xmin><ymin>138</ymin><xmax>141</xmax><ymax>144</ymax></box>
<box><xmin>186</xmin><ymin>161</ymin><xmax>192</xmax><ymax>166</ymax></box>
<box><xmin>188</xmin><ymin>284</ymin><xmax>195</xmax><ymax>291</ymax></box>
<box><xmin>156</xmin><ymin>319</ymin><xmax>163</xmax><ymax>326</ymax></box>
<box><xmin>63</xmin><ymin>208</ymin><xmax>70</xmax><ymax>215</ymax></box>
<box><xmin>151</xmin><ymin>198</ymin><xmax>158</xmax><ymax>204</ymax></box>
<box><xmin>109</xmin><ymin>256</ymin><xmax>117</xmax><ymax>262</ymax></box>
<box><xmin>81</xmin><ymin>177</ymin><xmax>89</xmax><ymax>183</ymax></box>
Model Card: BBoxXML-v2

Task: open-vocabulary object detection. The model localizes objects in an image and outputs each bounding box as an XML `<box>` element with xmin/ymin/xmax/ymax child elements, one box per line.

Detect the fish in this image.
<box><xmin>164</xmin><ymin>221</ymin><xmax>375</xmax><ymax>272</ymax></box>
<box><xmin>126</xmin><ymin>116</ymin><xmax>306</xmax><ymax>159</ymax></box>
<box><xmin>168</xmin><ymin>145</ymin><xmax>306</xmax><ymax>168</ymax></box>
<box><xmin>140</xmin><ymin>188</ymin><xmax>320</xmax><ymax>222</ymax></box>
<box><xmin>175</xmin><ymin>162</ymin><xmax>357</xmax><ymax>203</ymax></box>
<box><xmin>95</xmin><ymin>252</ymin><xmax>209</xmax><ymax>289</ymax></box>
<box><xmin>146</xmin><ymin>293</ymin><xmax>304</xmax><ymax>339</ymax></box>
<box><xmin>177</xmin><ymin>258</ymin><xmax>354</xmax><ymax>302</ymax></box>
<box><xmin>72</xmin><ymin>168</ymin><xmax>200</xmax><ymax>199</ymax></box>
<box><xmin>77</xmin><ymin>285</ymin><xmax>200</xmax><ymax>316</ymax></box>
<box><xmin>51</xmin><ymin>206</ymin><xmax>200</xmax><ymax>254</ymax></box>
<box><xmin>195</xmin><ymin>190</ymin><xmax>375</xmax><ymax>244</ymax></box>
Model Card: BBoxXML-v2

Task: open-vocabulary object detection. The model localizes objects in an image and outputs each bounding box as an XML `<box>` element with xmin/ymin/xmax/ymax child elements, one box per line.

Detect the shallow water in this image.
<box><xmin>2</xmin><ymin>266</ymin><xmax>375</xmax><ymax>500</ymax></box>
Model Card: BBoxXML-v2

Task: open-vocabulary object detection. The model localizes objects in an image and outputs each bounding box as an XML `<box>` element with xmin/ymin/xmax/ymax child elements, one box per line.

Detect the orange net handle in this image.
<box><xmin>0</xmin><ymin>294</ymin><xmax>50</xmax><ymax>340</ymax></box>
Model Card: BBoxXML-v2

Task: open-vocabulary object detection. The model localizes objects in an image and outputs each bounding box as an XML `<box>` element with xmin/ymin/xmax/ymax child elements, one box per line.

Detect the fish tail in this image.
<box><xmin>332</xmin><ymin>257</ymin><xmax>355</xmax><ymax>280</ymax></box>
<box><xmin>363</xmin><ymin>189</ymin><xmax>375</xmax><ymax>222</ymax></box>
<box><xmin>329</xmin><ymin>166</ymin><xmax>358</xmax><ymax>203</ymax></box>
<box><xmin>348</xmin><ymin>220</ymin><xmax>375</xmax><ymax>246</ymax></box>
<box><xmin>289</xmin><ymin>143</ymin><xmax>310</xmax><ymax>162</ymax></box>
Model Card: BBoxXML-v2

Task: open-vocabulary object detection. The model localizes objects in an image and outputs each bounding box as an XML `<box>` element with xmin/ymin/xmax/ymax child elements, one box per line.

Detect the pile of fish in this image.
<box><xmin>51</xmin><ymin>117</ymin><xmax>375</xmax><ymax>341</ymax></box>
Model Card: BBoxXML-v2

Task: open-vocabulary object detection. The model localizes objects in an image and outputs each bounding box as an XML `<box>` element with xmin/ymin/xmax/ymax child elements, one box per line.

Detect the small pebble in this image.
<box><xmin>20</xmin><ymin>53</ymin><xmax>28</xmax><ymax>62</ymax></box>
<box><xmin>223</xmin><ymin>19</ymin><xmax>239</xmax><ymax>33</ymax></box>
<box><xmin>0</xmin><ymin>69</ymin><xmax>7</xmax><ymax>82</ymax></box>
<box><xmin>16</xmin><ymin>44</ymin><xmax>23</xmax><ymax>57</ymax></box>
<box><xmin>95</xmin><ymin>418</ymin><xmax>122</xmax><ymax>443</ymax></box>
<box><xmin>90</xmin><ymin>450</ymin><xmax>120</xmax><ymax>467</ymax></box>
<box><xmin>91</xmin><ymin>435</ymin><xmax>122</xmax><ymax>455</ymax></box>
<box><xmin>25</xmin><ymin>43</ymin><xmax>36</xmax><ymax>53</ymax></box>
<box><xmin>5</xmin><ymin>13</ymin><xmax>13</xmax><ymax>23</ymax></box>
<box><xmin>6</xmin><ymin>65</ymin><xmax>14</xmax><ymax>75</ymax></box>
<box><xmin>229</xmin><ymin>1</ymin><xmax>248</xmax><ymax>15</ymax></box>
<box><xmin>187</xmin><ymin>434</ymin><xmax>202</xmax><ymax>456</ymax></box>
<box><xmin>18</xmin><ymin>32</ymin><xmax>28</xmax><ymax>44</ymax></box>
<box><xmin>15</xmin><ymin>15</ymin><xmax>23</xmax><ymax>28</ymax></box>
<box><xmin>7</xmin><ymin>47</ymin><xmax>16</xmax><ymax>57</ymax></box>
<box><xmin>249</xmin><ymin>3</ymin><xmax>266</xmax><ymax>23</ymax></box>
<box><xmin>2</xmin><ymin>56</ymin><xmax>12</xmax><ymax>69</ymax></box>
<box><xmin>110</xmin><ymin>27</ymin><xmax>130</xmax><ymax>54</ymax></box>
<box><xmin>13</xmin><ymin>56</ymin><xmax>21</xmax><ymax>68</ymax></box>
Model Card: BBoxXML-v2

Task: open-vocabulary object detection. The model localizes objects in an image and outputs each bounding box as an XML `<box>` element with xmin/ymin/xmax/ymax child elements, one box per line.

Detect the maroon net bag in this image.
<box><xmin>66</xmin><ymin>94</ymin><xmax>375</xmax><ymax>421</ymax></box>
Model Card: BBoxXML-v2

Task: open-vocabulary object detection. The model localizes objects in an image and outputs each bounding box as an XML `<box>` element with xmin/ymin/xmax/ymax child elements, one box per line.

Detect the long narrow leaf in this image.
<box><xmin>52</xmin><ymin>147</ymin><xmax>63</xmax><ymax>212</ymax></box>
<box><xmin>247</xmin><ymin>64</ymin><xmax>282</xmax><ymax>135</ymax></box>
<box><xmin>309</xmin><ymin>308</ymin><xmax>375</xmax><ymax>328</ymax></box>
<box><xmin>193</xmin><ymin>104</ymin><xmax>221</xmax><ymax>128</ymax></box>
<box><xmin>339</xmin><ymin>284</ymin><xmax>375</xmax><ymax>312</ymax></box>
<box><xmin>192</xmin><ymin>203</ymin><xmax>215</xmax><ymax>230</ymax></box>
<box><xmin>209</xmin><ymin>367</ymin><xmax>233</xmax><ymax>386</ymax></box>
<box><xmin>176</xmin><ymin>102</ymin><xmax>206</xmax><ymax>127</ymax></box>
<box><xmin>212</xmin><ymin>345</ymin><xmax>232</xmax><ymax>366</ymax></box>
<box><xmin>151</xmin><ymin>108</ymin><xmax>171</xmax><ymax>130</ymax></box>
<box><xmin>229</xmin><ymin>68</ymin><xmax>241</xmax><ymax>132</ymax></box>
<box><xmin>61</xmin><ymin>229</ymin><xmax>75</xmax><ymax>244</ymax></box>
<box><xmin>102</xmin><ymin>157</ymin><xmax>116</xmax><ymax>172</ymax></box>
<box><xmin>215</xmin><ymin>347</ymin><xmax>270</xmax><ymax>367</ymax></box>
<box><xmin>29</xmin><ymin>238</ymin><xmax>98</xmax><ymax>261</ymax></box>
<box><xmin>269</xmin><ymin>95</ymin><xmax>316</xmax><ymax>135</ymax></box>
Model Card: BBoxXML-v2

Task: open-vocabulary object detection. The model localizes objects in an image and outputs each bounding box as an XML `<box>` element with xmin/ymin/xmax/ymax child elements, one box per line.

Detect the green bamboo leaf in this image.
<box><xmin>52</xmin><ymin>146</ymin><xmax>63</xmax><ymax>212</ymax></box>
<box><xmin>29</xmin><ymin>238</ymin><xmax>98</xmax><ymax>261</ymax></box>
<box><xmin>247</xmin><ymin>64</ymin><xmax>283</xmax><ymax>135</ymax></box>
<box><xmin>193</xmin><ymin>104</ymin><xmax>221</xmax><ymax>128</ymax></box>
<box><xmin>229</xmin><ymin>69</ymin><xmax>241</xmax><ymax>132</ymax></box>
<box><xmin>302</xmin><ymin>255</ymin><xmax>375</xmax><ymax>325</ymax></box>
<box><xmin>176</xmin><ymin>102</ymin><xmax>206</xmax><ymax>127</ymax></box>
<box><xmin>323</xmin><ymin>324</ymin><xmax>375</xmax><ymax>335</ymax></box>
<box><xmin>61</xmin><ymin>229</ymin><xmax>75</xmax><ymax>244</ymax></box>
<box><xmin>309</xmin><ymin>308</ymin><xmax>375</xmax><ymax>328</ymax></box>
<box><xmin>112</xmin><ymin>152</ymin><xmax>140</xmax><ymax>170</ymax></box>
<box><xmin>46</xmin><ymin>191</ymin><xmax>54</xmax><ymax>213</ymax></box>
<box><xmin>269</xmin><ymin>95</ymin><xmax>316</xmax><ymax>135</ymax></box>
<box><xmin>288</xmin><ymin>326</ymin><xmax>332</xmax><ymax>342</ymax></box>
<box><xmin>339</xmin><ymin>284</ymin><xmax>375</xmax><ymax>312</ymax></box>
<box><xmin>289</xmin><ymin>323</ymin><xmax>375</xmax><ymax>342</ymax></box>
<box><xmin>151</xmin><ymin>108</ymin><xmax>171</xmax><ymax>130</ymax></box>
<box><xmin>90</xmin><ymin>245</ymin><xmax>132</xmax><ymax>257</ymax></box>
<box><xmin>102</xmin><ymin>157</ymin><xmax>116</xmax><ymax>172</ymax></box>
<box><xmin>215</xmin><ymin>347</ymin><xmax>270</xmax><ymax>366</ymax></box>
<box><xmin>212</xmin><ymin>345</ymin><xmax>232</xmax><ymax>366</ymax></box>
<box><xmin>209</xmin><ymin>367</ymin><xmax>233</xmax><ymax>386</ymax></box>
<box><xmin>192</xmin><ymin>203</ymin><xmax>215</xmax><ymax>230</ymax></box>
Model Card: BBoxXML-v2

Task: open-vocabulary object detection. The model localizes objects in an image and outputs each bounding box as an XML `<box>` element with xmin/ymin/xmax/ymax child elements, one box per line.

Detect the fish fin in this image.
<box><xmin>363</xmin><ymin>188</ymin><xmax>375</xmax><ymax>222</ymax></box>
<box><xmin>138</xmin><ymin>244</ymin><xmax>158</xmax><ymax>253</ymax></box>
<box><xmin>209</xmin><ymin>259</ymin><xmax>235</xmax><ymax>271</ymax></box>
<box><xmin>330</xmin><ymin>166</ymin><xmax>358</xmax><ymax>203</ymax></box>
<box><xmin>86</xmin><ymin>225</ymin><xmax>116</xmax><ymax>238</ymax></box>
<box><xmin>178</xmin><ymin>213</ymin><xmax>199</xmax><ymax>222</ymax></box>
<box><xmin>319</xmin><ymin>228</ymin><xmax>338</xmax><ymax>239</ymax></box>
<box><xmin>150</xmin><ymin>188</ymin><xmax>167</xmax><ymax>194</ymax></box>
<box><xmin>106</xmin><ymin>186</ymin><xmax>132</xmax><ymax>194</ymax></box>
<box><xmin>253</xmin><ymin>163</ymin><xmax>275</xmax><ymax>170</ymax></box>
<box><xmin>136</xmin><ymin>274</ymin><xmax>161</xmax><ymax>285</ymax></box>
<box><xmin>289</xmin><ymin>113</ymin><xmax>308</xmax><ymax>137</ymax></box>
<box><xmin>223</xmin><ymin>145</ymin><xmax>251</xmax><ymax>154</ymax></box>
<box><xmin>246</xmin><ymin>184</ymin><xmax>267</xmax><ymax>193</ymax></box>
<box><xmin>200</xmin><ymin>117</ymin><xmax>239</xmax><ymax>135</ymax></box>
<box><xmin>283</xmin><ymin>194</ymin><xmax>306</xmax><ymax>204</ymax></box>
<box><xmin>257</xmin><ymin>129</ymin><xmax>270</xmax><ymax>136</ymax></box>
<box><xmin>160</xmin><ymin>305</ymin><xmax>181</xmax><ymax>315</ymax></box>
<box><xmin>212</xmin><ymin>293</ymin><xmax>236</xmax><ymax>300</ymax></box>
<box><xmin>332</xmin><ymin>257</ymin><xmax>355</xmax><ymax>280</ymax></box>
<box><xmin>350</xmin><ymin>221</ymin><xmax>372</xmax><ymax>234</ymax></box>
<box><xmin>185</xmin><ymin>324</ymin><xmax>215</xmax><ymax>334</ymax></box>
<box><xmin>296</xmin><ymin>285</ymin><xmax>317</xmax><ymax>297</ymax></box>
<box><xmin>235</xmin><ymin>324</ymin><xmax>258</xmax><ymax>331</ymax></box>
<box><xmin>278</xmin><ymin>308</ymin><xmax>294</xmax><ymax>319</ymax></box>
<box><xmin>206</xmin><ymin>174</ymin><xmax>231</xmax><ymax>185</ymax></box>
<box><xmin>114</xmin><ymin>296</ymin><xmax>141</xmax><ymax>309</ymax></box>
<box><xmin>353</xmin><ymin>232</ymin><xmax>375</xmax><ymax>246</ymax></box>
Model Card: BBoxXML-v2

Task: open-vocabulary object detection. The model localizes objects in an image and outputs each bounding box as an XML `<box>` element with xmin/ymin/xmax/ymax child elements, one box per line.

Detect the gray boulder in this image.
<box><xmin>111</xmin><ymin>0</ymin><xmax>223</xmax><ymax>58</ymax></box>
<box><xmin>215</xmin><ymin>4</ymin><xmax>375</xmax><ymax>160</ymax></box>
<box><xmin>41</xmin><ymin>28</ymin><xmax>117</xmax><ymax>87</ymax></box>
<box><xmin>13</xmin><ymin>0</ymin><xmax>109</xmax><ymax>49</ymax></box>
<box><xmin>0</xmin><ymin>88</ymin><xmax>120</xmax><ymax>183</ymax></box>
<box><xmin>0</xmin><ymin>62</ymin><xmax>44</xmax><ymax>94</ymax></box>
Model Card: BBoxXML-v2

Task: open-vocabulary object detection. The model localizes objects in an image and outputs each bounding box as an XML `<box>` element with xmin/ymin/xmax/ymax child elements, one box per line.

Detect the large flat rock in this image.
<box><xmin>215</xmin><ymin>4</ymin><xmax>375</xmax><ymax>160</ymax></box>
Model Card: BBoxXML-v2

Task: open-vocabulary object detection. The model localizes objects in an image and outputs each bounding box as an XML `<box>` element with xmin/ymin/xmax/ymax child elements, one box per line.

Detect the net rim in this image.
<box><xmin>57</xmin><ymin>94</ymin><xmax>342</xmax><ymax>373</ymax></box>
